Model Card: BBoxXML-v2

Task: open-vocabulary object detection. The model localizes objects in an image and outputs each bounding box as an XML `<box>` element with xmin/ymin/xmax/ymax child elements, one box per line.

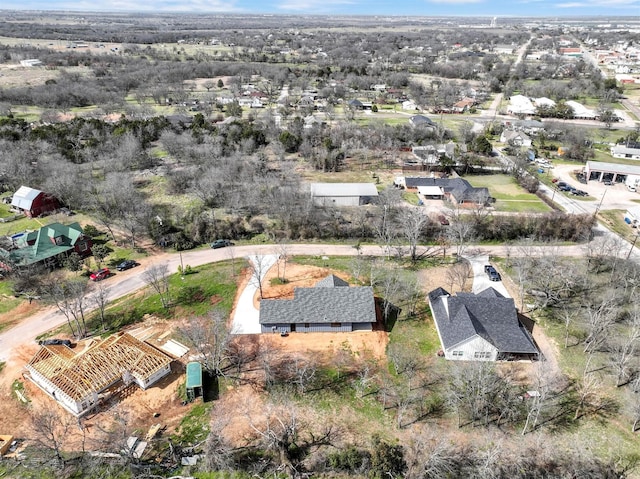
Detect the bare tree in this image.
<box><xmin>445</xmin><ymin>209</ymin><xmax>476</xmax><ymax>259</ymax></box>
<box><xmin>583</xmin><ymin>292</ymin><xmax>619</xmax><ymax>355</ymax></box>
<box><xmin>399</xmin><ymin>207</ymin><xmax>429</xmax><ymax>263</ymax></box>
<box><xmin>609</xmin><ymin>306</ymin><xmax>640</xmax><ymax>387</ymax></box>
<box><xmin>246</xmin><ymin>397</ymin><xmax>337</xmax><ymax>476</ymax></box>
<box><xmin>574</xmin><ymin>372</ymin><xmax>602</xmax><ymax>420</ymax></box>
<box><xmin>142</xmin><ymin>263</ymin><xmax>171</xmax><ymax>309</ymax></box>
<box><xmin>91</xmin><ymin>282</ymin><xmax>110</xmax><ymax>332</ymax></box>
<box><xmin>202</xmin><ymin>405</ymin><xmax>235</xmax><ymax>472</ymax></box>
<box><xmin>248</xmin><ymin>254</ymin><xmax>273</xmax><ymax>300</ymax></box>
<box><xmin>275</xmin><ymin>242</ymin><xmax>291</xmax><ymax>283</ymax></box>
<box><xmin>30</xmin><ymin>402</ymin><xmax>75</xmax><ymax>467</ymax></box>
<box><xmin>44</xmin><ymin>278</ymin><xmax>89</xmax><ymax>338</ymax></box>
<box><xmin>179</xmin><ymin>309</ymin><xmax>232</xmax><ymax>376</ymax></box>
<box><xmin>445</xmin><ymin>260</ymin><xmax>472</xmax><ymax>293</ymax></box>
<box><xmin>521</xmin><ymin>361</ymin><xmax>558</xmax><ymax>435</ymax></box>
<box><xmin>286</xmin><ymin>354</ymin><xmax>317</xmax><ymax>394</ymax></box>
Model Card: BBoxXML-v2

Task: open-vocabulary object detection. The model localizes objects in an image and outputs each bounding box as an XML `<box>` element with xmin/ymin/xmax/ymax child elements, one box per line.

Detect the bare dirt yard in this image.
<box><xmin>254</xmin><ymin>262</ymin><xmax>389</xmax><ymax>360</ymax></box>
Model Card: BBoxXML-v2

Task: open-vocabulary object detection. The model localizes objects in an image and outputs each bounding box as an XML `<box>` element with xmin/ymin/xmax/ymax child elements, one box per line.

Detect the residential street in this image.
<box><xmin>0</xmin><ymin>241</ymin><xmax>602</xmax><ymax>364</ymax></box>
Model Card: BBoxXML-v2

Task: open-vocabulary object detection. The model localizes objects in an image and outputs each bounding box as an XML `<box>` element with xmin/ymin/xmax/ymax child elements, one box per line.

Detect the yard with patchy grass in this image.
<box><xmin>464</xmin><ymin>174</ymin><xmax>552</xmax><ymax>213</ymax></box>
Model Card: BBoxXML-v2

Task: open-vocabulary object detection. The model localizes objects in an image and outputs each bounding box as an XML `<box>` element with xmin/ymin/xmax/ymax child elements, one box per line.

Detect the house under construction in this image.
<box><xmin>25</xmin><ymin>332</ymin><xmax>173</xmax><ymax>416</ymax></box>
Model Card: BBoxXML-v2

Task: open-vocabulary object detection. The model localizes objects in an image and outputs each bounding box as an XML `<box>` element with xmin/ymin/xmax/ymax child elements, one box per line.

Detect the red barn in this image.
<box><xmin>11</xmin><ymin>186</ymin><xmax>60</xmax><ymax>217</ymax></box>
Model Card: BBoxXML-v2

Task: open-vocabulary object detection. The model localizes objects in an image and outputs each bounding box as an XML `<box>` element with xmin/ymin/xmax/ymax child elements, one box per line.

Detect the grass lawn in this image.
<box><xmin>0</xmin><ymin>213</ymin><xmax>45</xmax><ymax>237</ymax></box>
<box><xmin>83</xmin><ymin>260</ymin><xmax>243</xmax><ymax>333</ymax></box>
<box><xmin>536</xmin><ymin>313</ymin><xmax>640</xmax><ymax>461</ymax></box>
<box><xmin>598</xmin><ymin>209</ymin><xmax>638</xmax><ymax>243</ymax></box>
<box><xmin>463</xmin><ymin>174</ymin><xmax>552</xmax><ymax>213</ymax></box>
<box><xmin>302</xmin><ymin>169</ymin><xmax>394</xmax><ymax>186</ymax></box>
<box><xmin>0</xmin><ymin>280</ymin><xmax>21</xmax><ymax>324</ymax></box>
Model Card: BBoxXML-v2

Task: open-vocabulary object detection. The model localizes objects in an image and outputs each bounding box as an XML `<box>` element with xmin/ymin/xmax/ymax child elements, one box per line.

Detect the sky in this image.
<box><xmin>1</xmin><ymin>0</ymin><xmax>640</xmax><ymax>17</ymax></box>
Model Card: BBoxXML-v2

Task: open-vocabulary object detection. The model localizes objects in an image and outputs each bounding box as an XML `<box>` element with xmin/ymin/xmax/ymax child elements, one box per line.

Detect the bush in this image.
<box><xmin>328</xmin><ymin>446</ymin><xmax>371</xmax><ymax>473</ymax></box>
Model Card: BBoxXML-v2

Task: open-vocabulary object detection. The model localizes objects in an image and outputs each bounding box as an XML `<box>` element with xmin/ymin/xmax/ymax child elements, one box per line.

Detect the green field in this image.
<box><xmin>464</xmin><ymin>174</ymin><xmax>553</xmax><ymax>213</ymax></box>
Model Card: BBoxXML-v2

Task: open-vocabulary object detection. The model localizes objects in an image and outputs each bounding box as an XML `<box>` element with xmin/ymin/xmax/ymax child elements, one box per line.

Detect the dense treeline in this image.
<box><xmin>0</xmin><ymin>113</ymin><xmax>592</xmax><ymax>249</ymax></box>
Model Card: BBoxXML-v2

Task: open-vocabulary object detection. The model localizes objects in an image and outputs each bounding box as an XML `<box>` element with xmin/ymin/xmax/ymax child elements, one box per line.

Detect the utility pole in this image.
<box><xmin>627</xmin><ymin>233</ymin><xmax>640</xmax><ymax>260</ymax></box>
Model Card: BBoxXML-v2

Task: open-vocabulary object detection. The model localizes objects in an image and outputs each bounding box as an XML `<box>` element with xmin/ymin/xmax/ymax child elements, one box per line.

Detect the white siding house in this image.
<box><xmin>611</xmin><ymin>145</ymin><xmax>640</xmax><ymax>160</ymax></box>
<box><xmin>428</xmin><ymin>287</ymin><xmax>538</xmax><ymax>362</ymax></box>
<box><xmin>444</xmin><ymin>336</ymin><xmax>498</xmax><ymax>361</ymax></box>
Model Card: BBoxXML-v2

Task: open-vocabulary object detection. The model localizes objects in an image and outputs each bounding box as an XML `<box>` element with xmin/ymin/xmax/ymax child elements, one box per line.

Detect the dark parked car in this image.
<box><xmin>556</xmin><ymin>181</ymin><xmax>567</xmax><ymax>188</ymax></box>
<box><xmin>116</xmin><ymin>259</ymin><xmax>138</xmax><ymax>271</ymax></box>
<box><xmin>38</xmin><ymin>338</ymin><xmax>72</xmax><ymax>347</ymax></box>
<box><xmin>604</xmin><ymin>180</ymin><xmax>613</xmax><ymax>186</ymax></box>
<box><xmin>59</xmin><ymin>207</ymin><xmax>75</xmax><ymax>216</ymax></box>
<box><xmin>572</xmin><ymin>189</ymin><xmax>588</xmax><ymax>197</ymax></box>
<box><xmin>485</xmin><ymin>265</ymin><xmax>501</xmax><ymax>282</ymax></box>
<box><xmin>437</xmin><ymin>215</ymin><xmax>450</xmax><ymax>226</ymax></box>
<box><xmin>90</xmin><ymin>268</ymin><xmax>111</xmax><ymax>281</ymax></box>
<box><xmin>210</xmin><ymin>239</ymin><xmax>234</xmax><ymax>249</ymax></box>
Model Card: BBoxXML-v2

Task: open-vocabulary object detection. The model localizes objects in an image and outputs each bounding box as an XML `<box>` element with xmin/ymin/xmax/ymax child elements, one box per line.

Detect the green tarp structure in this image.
<box><xmin>186</xmin><ymin>361</ymin><xmax>203</xmax><ymax>401</ymax></box>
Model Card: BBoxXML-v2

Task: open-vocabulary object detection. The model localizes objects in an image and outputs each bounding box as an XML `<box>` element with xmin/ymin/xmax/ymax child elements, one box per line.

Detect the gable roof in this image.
<box><xmin>260</xmin><ymin>277</ymin><xmax>375</xmax><ymax>325</ymax></box>
<box><xmin>310</xmin><ymin>183</ymin><xmax>379</xmax><ymax>198</ymax></box>
<box><xmin>27</xmin><ymin>332</ymin><xmax>172</xmax><ymax>402</ymax></box>
<box><xmin>5</xmin><ymin>222</ymin><xmax>86</xmax><ymax>266</ymax></box>
<box><xmin>428</xmin><ymin>287</ymin><xmax>538</xmax><ymax>354</ymax></box>
<box><xmin>502</xmin><ymin>130</ymin><xmax>531</xmax><ymax>142</ymax></box>
<box><xmin>404</xmin><ymin>177</ymin><xmax>489</xmax><ymax>203</ymax></box>
<box><xmin>315</xmin><ymin>274</ymin><xmax>349</xmax><ymax>288</ymax></box>
<box><xmin>11</xmin><ymin>186</ymin><xmax>43</xmax><ymax>211</ymax></box>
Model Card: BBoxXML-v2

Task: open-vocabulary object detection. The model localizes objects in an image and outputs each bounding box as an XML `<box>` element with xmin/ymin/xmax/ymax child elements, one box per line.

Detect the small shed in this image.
<box><xmin>186</xmin><ymin>361</ymin><xmax>203</xmax><ymax>401</ymax></box>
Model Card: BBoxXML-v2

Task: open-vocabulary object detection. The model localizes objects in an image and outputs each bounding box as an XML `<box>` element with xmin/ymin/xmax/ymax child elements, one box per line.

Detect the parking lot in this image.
<box><xmin>551</xmin><ymin>164</ymin><xmax>639</xmax><ymax>211</ymax></box>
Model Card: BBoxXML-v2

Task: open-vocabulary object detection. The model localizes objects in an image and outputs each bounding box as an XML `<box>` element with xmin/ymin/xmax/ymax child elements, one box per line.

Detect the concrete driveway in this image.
<box><xmin>464</xmin><ymin>253</ymin><xmax>511</xmax><ymax>297</ymax></box>
<box><xmin>230</xmin><ymin>254</ymin><xmax>278</xmax><ymax>334</ymax></box>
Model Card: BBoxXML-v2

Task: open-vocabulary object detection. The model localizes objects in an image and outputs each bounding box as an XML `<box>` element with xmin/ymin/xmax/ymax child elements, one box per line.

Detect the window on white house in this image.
<box><xmin>474</xmin><ymin>351</ymin><xmax>491</xmax><ymax>360</ymax></box>
<box><xmin>452</xmin><ymin>351</ymin><xmax>463</xmax><ymax>357</ymax></box>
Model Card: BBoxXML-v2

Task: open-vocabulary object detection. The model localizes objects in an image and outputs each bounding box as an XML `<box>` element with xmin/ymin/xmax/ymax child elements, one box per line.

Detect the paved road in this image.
<box><xmin>0</xmin><ymin>242</ymin><xmax>596</xmax><ymax>363</ymax></box>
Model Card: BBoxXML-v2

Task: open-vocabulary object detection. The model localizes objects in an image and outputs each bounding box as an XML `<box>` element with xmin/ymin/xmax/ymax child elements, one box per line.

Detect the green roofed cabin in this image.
<box><xmin>0</xmin><ymin>222</ymin><xmax>92</xmax><ymax>269</ymax></box>
<box><xmin>186</xmin><ymin>361</ymin><xmax>203</xmax><ymax>401</ymax></box>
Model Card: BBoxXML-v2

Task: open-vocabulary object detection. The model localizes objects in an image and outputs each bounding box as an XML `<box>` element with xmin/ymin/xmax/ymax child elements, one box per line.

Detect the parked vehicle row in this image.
<box><xmin>555</xmin><ymin>181</ymin><xmax>588</xmax><ymax>196</ymax></box>
<box><xmin>90</xmin><ymin>259</ymin><xmax>139</xmax><ymax>281</ymax></box>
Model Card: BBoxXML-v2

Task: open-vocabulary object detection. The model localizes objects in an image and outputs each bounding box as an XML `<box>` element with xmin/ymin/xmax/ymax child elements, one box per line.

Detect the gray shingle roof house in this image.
<box><xmin>428</xmin><ymin>287</ymin><xmax>538</xmax><ymax>361</ymax></box>
<box><xmin>259</xmin><ymin>274</ymin><xmax>377</xmax><ymax>333</ymax></box>
<box><xmin>403</xmin><ymin>177</ymin><xmax>491</xmax><ymax>205</ymax></box>
<box><xmin>409</xmin><ymin>114</ymin><xmax>435</xmax><ymax>128</ymax></box>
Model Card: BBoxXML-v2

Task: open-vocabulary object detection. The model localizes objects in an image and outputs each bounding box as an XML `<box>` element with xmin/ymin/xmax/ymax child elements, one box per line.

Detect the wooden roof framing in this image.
<box><xmin>27</xmin><ymin>333</ymin><xmax>172</xmax><ymax>401</ymax></box>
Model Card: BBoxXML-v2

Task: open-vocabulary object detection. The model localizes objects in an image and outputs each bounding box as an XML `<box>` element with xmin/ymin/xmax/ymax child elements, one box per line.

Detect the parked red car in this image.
<box><xmin>90</xmin><ymin>268</ymin><xmax>111</xmax><ymax>281</ymax></box>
